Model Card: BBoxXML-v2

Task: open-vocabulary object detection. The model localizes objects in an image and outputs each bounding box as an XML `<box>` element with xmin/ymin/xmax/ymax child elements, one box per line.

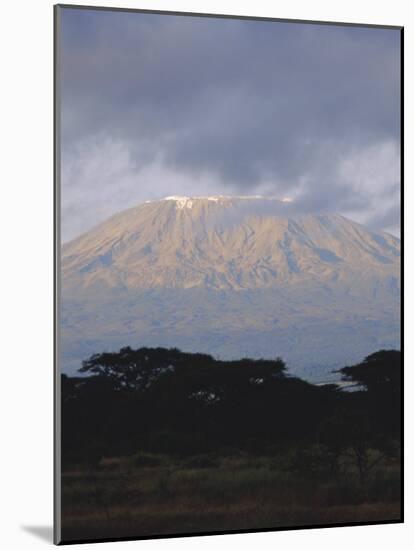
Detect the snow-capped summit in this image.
<box><xmin>62</xmin><ymin>195</ymin><xmax>399</xmax><ymax>292</ymax></box>
<box><xmin>61</xmin><ymin>195</ymin><xmax>400</xmax><ymax>378</ymax></box>
<box><xmin>159</xmin><ymin>195</ymin><xmax>295</xmax><ymax>209</ymax></box>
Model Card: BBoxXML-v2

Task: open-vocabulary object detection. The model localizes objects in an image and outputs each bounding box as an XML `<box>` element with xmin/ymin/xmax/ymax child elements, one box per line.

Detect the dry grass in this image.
<box><xmin>61</xmin><ymin>451</ymin><xmax>401</xmax><ymax>542</ymax></box>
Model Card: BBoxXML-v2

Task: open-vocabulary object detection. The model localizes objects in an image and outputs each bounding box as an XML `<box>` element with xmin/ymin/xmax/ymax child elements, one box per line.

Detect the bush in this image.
<box><xmin>182</xmin><ymin>455</ymin><xmax>217</xmax><ymax>469</ymax></box>
<box><xmin>133</xmin><ymin>452</ymin><xmax>165</xmax><ymax>468</ymax></box>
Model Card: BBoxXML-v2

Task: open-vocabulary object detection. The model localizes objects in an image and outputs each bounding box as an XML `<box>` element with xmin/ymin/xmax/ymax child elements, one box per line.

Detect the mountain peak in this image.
<box><xmin>62</xmin><ymin>198</ymin><xmax>399</xmax><ymax>293</ymax></box>
<box><xmin>60</xmin><ymin>199</ymin><xmax>400</xmax><ymax>375</ymax></box>
<box><xmin>143</xmin><ymin>195</ymin><xmax>294</xmax><ymax>209</ymax></box>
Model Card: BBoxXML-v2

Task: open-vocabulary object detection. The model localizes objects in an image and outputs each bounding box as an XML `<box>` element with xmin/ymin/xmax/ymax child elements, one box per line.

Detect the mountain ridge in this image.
<box><xmin>61</xmin><ymin>196</ymin><xmax>400</xmax><ymax>378</ymax></box>
<box><xmin>62</xmin><ymin>196</ymin><xmax>399</xmax><ymax>293</ymax></box>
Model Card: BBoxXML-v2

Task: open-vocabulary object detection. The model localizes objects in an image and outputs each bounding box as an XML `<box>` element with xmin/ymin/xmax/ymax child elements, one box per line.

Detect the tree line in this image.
<box><xmin>61</xmin><ymin>347</ymin><xmax>401</xmax><ymax>482</ymax></box>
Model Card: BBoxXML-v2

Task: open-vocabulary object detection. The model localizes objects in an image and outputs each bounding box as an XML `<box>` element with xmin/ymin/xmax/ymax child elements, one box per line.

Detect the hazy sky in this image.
<box><xmin>59</xmin><ymin>7</ymin><xmax>401</xmax><ymax>242</ymax></box>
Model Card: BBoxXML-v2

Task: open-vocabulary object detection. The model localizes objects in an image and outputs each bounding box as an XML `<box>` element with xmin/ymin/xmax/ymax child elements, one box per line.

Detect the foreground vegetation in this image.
<box><xmin>60</xmin><ymin>349</ymin><xmax>401</xmax><ymax>541</ymax></box>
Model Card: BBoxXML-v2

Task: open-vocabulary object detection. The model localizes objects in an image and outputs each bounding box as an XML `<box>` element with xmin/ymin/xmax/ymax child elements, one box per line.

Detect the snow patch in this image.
<box><xmin>162</xmin><ymin>195</ymin><xmax>295</xmax><ymax>209</ymax></box>
<box><xmin>165</xmin><ymin>196</ymin><xmax>193</xmax><ymax>209</ymax></box>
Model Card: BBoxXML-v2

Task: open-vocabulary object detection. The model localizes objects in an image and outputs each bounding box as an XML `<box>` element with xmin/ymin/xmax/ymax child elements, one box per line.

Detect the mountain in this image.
<box><xmin>61</xmin><ymin>196</ymin><xmax>400</xmax><ymax>380</ymax></box>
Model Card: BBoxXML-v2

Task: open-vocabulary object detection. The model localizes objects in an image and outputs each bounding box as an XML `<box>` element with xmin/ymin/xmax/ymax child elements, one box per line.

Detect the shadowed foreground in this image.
<box><xmin>60</xmin><ymin>348</ymin><xmax>401</xmax><ymax>541</ymax></box>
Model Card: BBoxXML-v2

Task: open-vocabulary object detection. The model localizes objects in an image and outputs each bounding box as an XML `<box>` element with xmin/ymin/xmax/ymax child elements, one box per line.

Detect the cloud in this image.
<box><xmin>59</xmin><ymin>8</ymin><xmax>401</xmax><ymax>241</ymax></box>
<box><xmin>61</xmin><ymin>135</ymin><xmax>239</xmax><ymax>240</ymax></box>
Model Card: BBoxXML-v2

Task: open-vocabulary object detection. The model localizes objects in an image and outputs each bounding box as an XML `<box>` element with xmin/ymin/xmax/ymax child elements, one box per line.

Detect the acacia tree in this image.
<box><xmin>79</xmin><ymin>346</ymin><xmax>287</xmax><ymax>393</ymax></box>
<box><xmin>79</xmin><ymin>347</ymin><xmax>188</xmax><ymax>391</ymax></box>
<box><xmin>338</xmin><ymin>350</ymin><xmax>401</xmax><ymax>396</ymax></box>
<box><xmin>339</xmin><ymin>349</ymin><xmax>401</xmax><ymax>440</ymax></box>
<box><xmin>319</xmin><ymin>350</ymin><xmax>402</xmax><ymax>485</ymax></box>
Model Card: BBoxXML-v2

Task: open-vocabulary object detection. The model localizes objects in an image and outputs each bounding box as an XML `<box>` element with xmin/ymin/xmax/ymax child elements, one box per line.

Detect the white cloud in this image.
<box><xmin>61</xmin><ymin>135</ymin><xmax>401</xmax><ymax>242</ymax></box>
<box><xmin>61</xmin><ymin>134</ymin><xmax>236</xmax><ymax>242</ymax></box>
<box><xmin>337</xmin><ymin>140</ymin><xmax>400</xmax><ymax>235</ymax></box>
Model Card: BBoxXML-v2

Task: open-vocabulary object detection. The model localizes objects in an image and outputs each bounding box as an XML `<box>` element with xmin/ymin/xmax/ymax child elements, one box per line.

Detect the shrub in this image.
<box><xmin>133</xmin><ymin>452</ymin><xmax>164</xmax><ymax>468</ymax></box>
<box><xmin>183</xmin><ymin>455</ymin><xmax>217</xmax><ymax>469</ymax></box>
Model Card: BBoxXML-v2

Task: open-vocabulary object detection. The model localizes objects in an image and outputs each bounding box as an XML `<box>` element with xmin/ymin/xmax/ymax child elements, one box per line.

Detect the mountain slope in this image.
<box><xmin>62</xmin><ymin>196</ymin><xmax>399</xmax><ymax>292</ymax></box>
<box><xmin>61</xmin><ymin>196</ymin><xmax>400</xmax><ymax>379</ymax></box>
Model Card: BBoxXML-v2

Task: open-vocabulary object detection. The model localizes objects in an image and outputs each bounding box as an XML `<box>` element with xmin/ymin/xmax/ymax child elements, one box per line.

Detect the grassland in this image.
<box><xmin>61</xmin><ymin>447</ymin><xmax>401</xmax><ymax>541</ymax></box>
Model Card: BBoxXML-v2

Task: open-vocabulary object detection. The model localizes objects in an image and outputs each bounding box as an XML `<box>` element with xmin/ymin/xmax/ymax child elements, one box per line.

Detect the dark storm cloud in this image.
<box><xmin>59</xmin><ymin>8</ymin><xmax>401</xmax><ymax>241</ymax></box>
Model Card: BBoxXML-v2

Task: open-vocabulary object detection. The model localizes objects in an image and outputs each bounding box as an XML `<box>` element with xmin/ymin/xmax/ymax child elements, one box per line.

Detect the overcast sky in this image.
<box><xmin>59</xmin><ymin>7</ymin><xmax>401</xmax><ymax>242</ymax></box>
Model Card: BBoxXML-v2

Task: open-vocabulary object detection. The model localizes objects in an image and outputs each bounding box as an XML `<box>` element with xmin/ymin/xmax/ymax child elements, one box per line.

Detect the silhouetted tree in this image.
<box><xmin>338</xmin><ymin>350</ymin><xmax>401</xmax><ymax>396</ymax></box>
<box><xmin>61</xmin><ymin>347</ymin><xmax>401</xmax><ymax>471</ymax></box>
<box><xmin>317</xmin><ymin>350</ymin><xmax>402</xmax><ymax>485</ymax></box>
